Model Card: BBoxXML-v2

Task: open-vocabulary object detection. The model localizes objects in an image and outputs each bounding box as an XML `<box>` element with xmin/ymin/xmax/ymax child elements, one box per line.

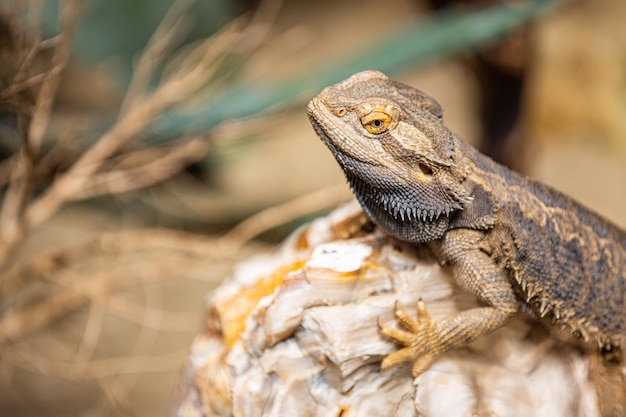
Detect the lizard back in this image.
<box><xmin>464</xmin><ymin>141</ymin><xmax>626</xmax><ymax>348</ymax></box>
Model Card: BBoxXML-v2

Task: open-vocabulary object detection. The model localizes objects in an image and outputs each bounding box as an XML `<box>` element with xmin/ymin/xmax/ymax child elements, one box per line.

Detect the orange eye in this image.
<box><xmin>360</xmin><ymin>111</ymin><xmax>392</xmax><ymax>134</ymax></box>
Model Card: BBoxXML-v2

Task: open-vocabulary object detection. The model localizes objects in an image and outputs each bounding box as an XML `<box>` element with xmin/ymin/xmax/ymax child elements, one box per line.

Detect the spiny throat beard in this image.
<box><xmin>345</xmin><ymin>173</ymin><xmax>459</xmax><ymax>243</ymax></box>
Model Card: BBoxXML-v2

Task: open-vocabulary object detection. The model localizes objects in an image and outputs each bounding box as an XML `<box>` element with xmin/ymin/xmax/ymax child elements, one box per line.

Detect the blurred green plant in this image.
<box><xmin>44</xmin><ymin>0</ymin><xmax>565</xmax><ymax>142</ymax></box>
<box><xmin>41</xmin><ymin>0</ymin><xmax>238</xmax><ymax>84</ymax></box>
<box><xmin>154</xmin><ymin>0</ymin><xmax>566</xmax><ymax>141</ymax></box>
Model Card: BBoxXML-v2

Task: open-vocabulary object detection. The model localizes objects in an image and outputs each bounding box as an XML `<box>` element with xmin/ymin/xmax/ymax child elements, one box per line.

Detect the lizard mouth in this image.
<box><xmin>307</xmin><ymin>97</ymin><xmax>385</xmax><ymax>168</ymax></box>
<box><xmin>307</xmin><ymin>99</ymin><xmax>343</xmax><ymax>151</ymax></box>
<box><xmin>307</xmin><ymin>111</ymin><xmax>332</xmax><ymax>149</ymax></box>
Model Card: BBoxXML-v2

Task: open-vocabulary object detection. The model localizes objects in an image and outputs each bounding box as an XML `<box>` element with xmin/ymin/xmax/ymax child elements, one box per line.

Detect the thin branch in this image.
<box><xmin>10</xmin><ymin>34</ymin><xmax>63</xmax><ymax>87</ymax></box>
<box><xmin>0</xmin><ymin>157</ymin><xmax>14</xmax><ymax>188</ymax></box>
<box><xmin>111</xmin><ymin>272</ymin><xmax>164</xmax><ymax>413</ymax></box>
<box><xmin>3</xmin><ymin>344</ymin><xmax>189</xmax><ymax>379</ymax></box>
<box><xmin>223</xmin><ymin>183</ymin><xmax>352</xmax><ymax>249</ymax></box>
<box><xmin>236</xmin><ymin>0</ymin><xmax>284</xmax><ymax>53</ymax></box>
<box><xmin>0</xmin><ymin>0</ymin><xmax>279</xmax><ymax>269</ymax></box>
<box><xmin>1</xmin><ymin>62</ymin><xmax>64</xmax><ymax>99</ymax></box>
<box><xmin>20</xmin><ymin>22</ymin><xmax>242</xmax><ymax>241</ymax></box>
<box><xmin>0</xmin><ymin>228</ymin><xmax>227</xmax><ymax>297</ymax></box>
<box><xmin>74</xmin><ymin>137</ymin><xmax>212</xmax><ymax>199</ymax></box>
<box><xmin>118</xmin><ymin>0</ymin><xmax>195</xmax><ymax>117</ymax></box>
<box><xmin>74</xmin><ymin>303</ymin><xmax>106</xmax><ymax>364</ymax></box>
<box><xmin>27</xmin><ymin>0</ymin><xmax>84</xmax><ymax>151</ymax></box>
<box><xmin>0</xmin><ymin>149</ymin><xmax>31</xmax><ymax>244</ymax></box>
<box><xmin>0</xmin><ymin>0</ymin><xmax>83</xmax><ymax>264</ymax></box>
<box><xmin>1</xmin><ymin>182</ymin><xmax>350</xmax><ymax>298</ymax></box>
<box><xmin>0</xmin><ymin>182</ymin><xmax>350</xmax><ymax>343</ymax></box>
<box><xmin>106</xmin><ymin>297</ymin><xmax>199</xmax><ymax>332</ymax></box>
<box><xmin>0</xmin><ymin>253</ymin><xmax>198</xmax><ymax>345</ymax></box>
<box><xmin>96</xmin><ymin>382</ymin><xmax>134</xmax><ymax>417</ymax></box>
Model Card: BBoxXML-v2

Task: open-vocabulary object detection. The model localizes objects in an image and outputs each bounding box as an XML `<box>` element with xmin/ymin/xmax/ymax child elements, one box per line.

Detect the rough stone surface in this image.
<box><xmin>172</xmin><ymin>202</ymin><xmax>601</xmax><ymax>417</ymax></box>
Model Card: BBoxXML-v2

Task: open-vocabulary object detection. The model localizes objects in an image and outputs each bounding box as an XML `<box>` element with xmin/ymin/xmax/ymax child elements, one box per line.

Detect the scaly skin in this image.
<box><xmin>307</xmin><ymin>70</ymin><xmax>626</xmax><ymax>377</ymax></box>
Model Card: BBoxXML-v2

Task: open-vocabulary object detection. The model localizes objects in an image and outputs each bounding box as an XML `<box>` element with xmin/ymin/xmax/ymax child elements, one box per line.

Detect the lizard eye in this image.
<box><xmin>360</xmin><ymin>111</ymin><xmax>392</xmax><ymax>134</ymax></box>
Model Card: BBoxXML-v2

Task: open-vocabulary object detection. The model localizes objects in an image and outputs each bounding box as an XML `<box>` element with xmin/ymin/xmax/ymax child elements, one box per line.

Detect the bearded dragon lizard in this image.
<box><xmin>307</xmin><ymin>70</ymin><xmax>626</xmax><ymax>377</ymax></box>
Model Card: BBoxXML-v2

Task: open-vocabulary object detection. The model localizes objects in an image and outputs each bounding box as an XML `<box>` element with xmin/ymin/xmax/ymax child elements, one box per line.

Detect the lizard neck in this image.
<box><xmin>346</xmin><ymin>172</ymin><xmax>452</xmax><ymax>243</ymax></box>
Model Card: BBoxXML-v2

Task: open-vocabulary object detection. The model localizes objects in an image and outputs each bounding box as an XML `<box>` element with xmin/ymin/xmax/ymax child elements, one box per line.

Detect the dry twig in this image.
<box><xmin>0</xmin><ymin>228</ymin><xmax>227</xmax><ymax>297</ymax></box>
<box><xmin>0</xmin><ymin>251</ymin><xmax>203</xmax><ymax>345</ymax></box>
<box><xmin>0</xmin><ymin>0</ymin><xmax>242</xmax><ymax>267</ymax></box>
<box><xmin>75</xmin><ymin>136</ymin><xmax>212</xmax><ymax>199</ymax></box>
<box><xmin>0</xmin><ymin>1</ymin><xmax>359</xmax><ymax>413</ymax></box>
<box><xmin>223</xmin><ymin>183</ymin><xmax>352</xmax><ymax>249</ymax></box>
<box><xmin>0</xmin><ymin>0</ymin><xmax>84</xmax><ymax>261</ymax></box>
<box><xmin>3</xmin><ymin>343</ymin><xmax>190</xmax><ymax>379</ymax></box>
<box><xmin>18</xmin><ymin>20</ymin><xmax>238</xmax><ymax>250</ymax></box>
<box><xmin>118</xmin><ymin>0</ymin><xmax>195</xmax><ymax>117</ymax></box>
<box><xmin>0</xmin><ymin>179</ymin><xmax>350</xmax><ymax>346</ymax></box>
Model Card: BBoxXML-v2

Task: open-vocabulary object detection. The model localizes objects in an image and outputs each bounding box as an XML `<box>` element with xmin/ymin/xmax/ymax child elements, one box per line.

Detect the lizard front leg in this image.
<box><xmin>380</xmin><ymin>230</ymin><xmax>519</xmax><ymax>376</ymax></box>
<box><xmin>380</xmin><ymin>300</ymin><xmax>513</xmax><ymax>376</ymax></box>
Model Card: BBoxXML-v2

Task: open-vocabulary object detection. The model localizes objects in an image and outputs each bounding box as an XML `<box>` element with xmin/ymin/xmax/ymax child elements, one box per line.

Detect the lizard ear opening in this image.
<box><xmin>418</xmin><ymin>163</ymin><xmax>433</xmax><ymax>176</ymax></box>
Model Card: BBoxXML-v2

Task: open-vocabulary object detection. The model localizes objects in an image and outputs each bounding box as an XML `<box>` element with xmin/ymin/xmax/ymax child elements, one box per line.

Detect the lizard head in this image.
<box><xmin>307</xmin><ymin>70</ymin><xmax>471</xmax><ymax>243</ymax></box>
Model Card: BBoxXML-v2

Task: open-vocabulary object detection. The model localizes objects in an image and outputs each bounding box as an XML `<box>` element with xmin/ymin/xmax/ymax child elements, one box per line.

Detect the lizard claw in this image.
<box><xmin>379</xmin><ymin>299</ymin><xmax>440</xmax><ymax>377</ymax></box>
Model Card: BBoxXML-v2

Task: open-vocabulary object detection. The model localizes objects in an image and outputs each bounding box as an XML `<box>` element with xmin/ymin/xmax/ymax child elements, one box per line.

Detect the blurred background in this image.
<box><xmin>0</xmin><ymin>0</ymin><xmax>625</xmax><ymax>415</ymax></box>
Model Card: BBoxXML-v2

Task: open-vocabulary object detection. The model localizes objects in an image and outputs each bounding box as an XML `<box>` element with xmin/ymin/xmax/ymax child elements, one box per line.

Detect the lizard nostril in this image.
<box><xmin>334</xmin><ymin>107</ymin><xmax>347</xmax><ymax>117</ymax></box>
